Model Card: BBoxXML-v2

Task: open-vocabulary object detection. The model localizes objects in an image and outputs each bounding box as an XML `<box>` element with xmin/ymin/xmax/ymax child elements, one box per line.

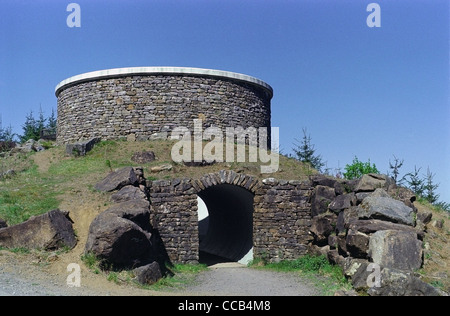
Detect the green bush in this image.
<box><xmin>343</xmin><ymin>156</ymin><xmax>379</xmax><ymax>180</ymax></box>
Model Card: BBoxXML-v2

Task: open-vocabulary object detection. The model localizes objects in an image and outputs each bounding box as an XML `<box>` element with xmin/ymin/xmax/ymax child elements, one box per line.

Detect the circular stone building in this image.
<box><xmin>55</xmin><ymin>67</ymin><xmax>273</xmax><ymax>144</ymax></box>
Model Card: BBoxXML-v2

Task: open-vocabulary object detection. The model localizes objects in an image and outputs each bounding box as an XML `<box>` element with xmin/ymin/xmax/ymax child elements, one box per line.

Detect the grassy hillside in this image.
<box><xmin>0</xmin><ymin>140</ymin><xmax>448</xmax><ymax>293</ymax></box>
<box><xmin>0</xmin><ymin>139</ymin><xmax>314</xmax><ymax>225</ymax></box>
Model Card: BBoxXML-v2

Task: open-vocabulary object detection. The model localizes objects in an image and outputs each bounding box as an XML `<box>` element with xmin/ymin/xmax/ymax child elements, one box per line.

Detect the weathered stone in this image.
<box><xmin>310</xmin><ymin>213</ymin><xmax>337</xmax><ymax>245</ymax></box>
<box><xmin>133</xmin><ymin>262</ymin><xmax>162</xmax><ymax>285</ymax></box>
<box><xmin>370</xmin><ymin>188</ymin><xmax>391</xmax><ymax>198</ymax></box>
<box><xmin>355</xmin><ymin>174</ymin><xmax>394</xmax><ymax>192</ymax></box>
<box><xmin>327</xmin><ymin>249</ymin><xmax>345</xmax><ymax>267</ymax></box>
<box><xmin>311</xmin><ymin>185</ymin><xmax>336</xmax><ymax>217</ymax></box>
<box><xmin>0</xmin><ymin>209</ymin><xmax>76</xmax><ymax>250</ymax></box>
<box><xmin>95</xmin><ymin>167</ymin><xmax>139</xmax><ymax>192</ymax></box>
<box><xmin>368</xmin><ymin>230</ymin><xmax>423</xmax><ymax>271</ymax></box>
<box><xmin>360</xmin><ymin>196</ymin><xmax>415</xmax><ymax>226</ymax></box>
<box><xmin>150</xmin><ymin>164</ymin><xmax>173</xmax><ymax>173</ymax></box>
<box><xmin>0</xmin><ymin>218</ymin><xmax>7</xmax><ymax>228</ymax></box>
<box><xmin>310</xmin><ymin>175</ymin><xmax>338</xmax><ymax>188</ymax></box>
<box><xmin>337</xmin><ymin>235</ymin><xmax>349</xmax><ymax>256</ymax></box>
<box><xmin>111</xmin><ymin>185</ymin><xmax>148</xmax><ymax>203</ymax></box>
<box><xmin>11</xmin><ymin>139</ymin><xmax>36</xmax><ymax>154</ymax></box>
<box><xmin>416</xmin><ymin>211</ymin><xmax>432</xmax><ymax>225</ymax></box>
<box><xmin>85</xmin><ymin>200</ymin><xmax>153</xmax><ymax>269</ymax></box>
<box><xmin>66</xmin><ymin>137</ymin><xmax>100</xmax><ymax>156</ymax></box>
<box><xmin>329</xmin><ymin>193</ymin><xmax>356</xmax><ymax>213</ymax></box>
<box><xmin>334</xmin><ymin>289</ymin><xmax>359</xmax><ymax>296</ymax></box>
<box><xmin>131</xmin><ymin>151</ymin><xmax>156</xmax><ymax>164</ymax></box>
<box><xmin>184</xmin><ymin>160</ymin><xmax>216</xmax><ymax>167</ymax></box>
<box><xmin>432</xmin><ymin>220</ymin><xmax>444</xmax><ymax>229</ymax></box>
<box><xmin>0</xmin><ymin>169</ymin><xmax>15</xmax><ymax>179</ymax></box>
<box><xmin>388</xmin><ymin>185</ymin><xmax>416</xmax><ymax>203</ymax></box>
<box><xmin>367</xmin><ymin>267</ymin><xmax>443</xmax><ymax>296</ymax></box>
<box><xmin>356</xmin><ymin>192</ymin><xmax>371</xmax><ymax>204</ymax></box>
<box><xmin>347</xmin><ymin>219</ymin><xmax>424</xmax><ymax>240</ymax></box>
<box><xmin>346</xmin><ymin>229</ymin><xmax>369</xmax><ymax>258</ymax></box>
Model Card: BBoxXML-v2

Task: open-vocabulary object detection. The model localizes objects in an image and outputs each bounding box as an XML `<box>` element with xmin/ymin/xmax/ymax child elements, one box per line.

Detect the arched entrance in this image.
<box><xmin>197</xmin><ymin>184</ymin><xmax>254</xmax><ymax>264</ymax></box>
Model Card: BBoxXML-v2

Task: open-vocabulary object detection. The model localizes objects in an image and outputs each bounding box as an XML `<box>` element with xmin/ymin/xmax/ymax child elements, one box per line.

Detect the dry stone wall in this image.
<box><xmin>56</xmin><ymin>68</ymin><xmax>272</xmax><ymax>144</ymax></box>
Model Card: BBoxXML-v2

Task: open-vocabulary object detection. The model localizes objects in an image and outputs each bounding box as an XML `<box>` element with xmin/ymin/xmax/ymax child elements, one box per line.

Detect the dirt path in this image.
<box><xmin>178</xmin><ymin>263</ymin><xmax>319</xmax><ymax>296</ymax></box>
<box><xmin>0</xmin><ymin>253</ymin><xmax>319</xmax><ymax>296</ymax></box>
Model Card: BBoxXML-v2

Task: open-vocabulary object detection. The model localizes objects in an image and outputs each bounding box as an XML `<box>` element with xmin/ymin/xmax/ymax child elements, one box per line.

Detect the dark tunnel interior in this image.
<box><xmin>197</xmin><ymin>184</ymin><xmax>254</xmax><ymax>263</ymax></box>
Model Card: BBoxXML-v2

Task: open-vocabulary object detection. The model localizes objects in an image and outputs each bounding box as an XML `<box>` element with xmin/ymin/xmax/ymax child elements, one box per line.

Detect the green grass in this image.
<box><xmin>0</xmin><ymin>165</ymin><xmax>61</xmax><ymax>225</ymax></box>
<box><xmin>142</xmin><ymin>263</ymin><xmax>208</xmax><ymax>291</ymax></box>
<box><xmin>249</xmin><ymin>255</ymin><xmax>351</xmax><ymax>296</ymax></box>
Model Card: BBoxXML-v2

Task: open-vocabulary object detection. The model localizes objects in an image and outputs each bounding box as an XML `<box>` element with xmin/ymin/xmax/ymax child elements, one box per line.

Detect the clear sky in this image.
<box><xmin>0</xmin><ymin>0</ymin><xmax>449</xmax><ymax>202</ymax></box>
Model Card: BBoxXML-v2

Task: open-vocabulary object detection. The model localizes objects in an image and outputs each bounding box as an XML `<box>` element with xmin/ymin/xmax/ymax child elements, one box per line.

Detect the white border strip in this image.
<box><xmin>55</xmin><ymin>66</ymin><xmax>273</xmax><ymax>97</ymax></box>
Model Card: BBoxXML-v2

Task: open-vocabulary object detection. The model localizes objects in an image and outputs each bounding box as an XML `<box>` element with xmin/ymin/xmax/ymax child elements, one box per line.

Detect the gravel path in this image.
<box><xmin>0</xmin><ymin>253</ymin><xmax>319</xmax><ymax>296</ymax></box>
<box><xmin>178</xmin><ymin>263</ymin><xmax>319</xmax><ymax>296</ymax></box>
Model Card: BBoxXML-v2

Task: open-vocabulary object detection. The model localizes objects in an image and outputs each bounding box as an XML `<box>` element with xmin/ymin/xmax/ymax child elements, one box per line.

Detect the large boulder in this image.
<box><xmin>329</xmin><ymin>193</ymin><xmax>356</xmax><ymax>213</ymax></box>
<box><xmin>84</xmin><ymin>200</ymin><xmax>154</xmax><ymax>269</ymax></box>
<box><xmin>311</xmin><ymin>185</ymin><xmax>336</xmax><ymax>217</ymax></box>
<box><xmin>131</xmin><ymin>151</ymin><xmax>156</xmax><ymax>164</ymax></box>
<box><xmin>66</xmin><ymin>138</ymin><xmax>100</xmax><ymax>156</ymax></box>
<box><xmin>367</xmin><ymin>267</ymin><xmax>443</xmax><ymax>296</ymax></box>
<box><xmin>355</xmin><ymin>174</ymin><xmax>394</xmax><ymax>192</ymax></box>
<box><xmin>347</xmin><ymin>219</ymin><xmax>424</xmax><ymax>240</ymax></box>
<box><xmin>111</xmin><ymin>185</ymin><xmax>148</xmax><ymax>203</ymax></box>
<box><xmin>310</xmin><ymin>213</ymin><xmax>337</xmax><ymax>245</ymax></box>
<box><xmin>133</xmin><ymin>262</ymin><xmax>162</xmax><ymax>285</ymax></box>
<box><xmin>0</xmin><ymin>209</ymin><xmax>76</xmax><ymax>250</ymax></box>
<box><xmin>359</xmin><ymin>196</ymin><xmax>415</xmax><ymax>226</ymax></box>
<box><xmin>368</xmin><ymin>230</ymin><xmax>423</xmax><ymax>271</ymax></box>
<box><xmin>346</xmin><ymin>229</ymin><xmax>370</xmax><ymax>258</ymax></box>
<box><xmin>95</xmin><ymin>167</ymin><xmax>139</xmax><ymax>192</ymax></box>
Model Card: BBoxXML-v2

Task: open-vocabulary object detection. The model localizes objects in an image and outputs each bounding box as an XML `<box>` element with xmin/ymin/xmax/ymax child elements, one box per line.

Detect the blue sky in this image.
<box><xmin>0</xmin><ymin>0</ymin><xmax>449</xmax><ymax>202</ymax></box>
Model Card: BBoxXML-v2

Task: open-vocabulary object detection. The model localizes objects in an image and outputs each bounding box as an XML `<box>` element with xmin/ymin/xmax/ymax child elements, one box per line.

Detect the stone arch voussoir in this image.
<box><xmin>190</xmin><ymin>170</ymin><xmax>261</xmax><ymax>194</ymax></box>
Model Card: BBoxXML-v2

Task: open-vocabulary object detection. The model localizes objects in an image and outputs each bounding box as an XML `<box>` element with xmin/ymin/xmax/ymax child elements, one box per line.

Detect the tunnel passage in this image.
<box><xmin>197</xmin><ymin>184</ymin><xmax>254</xmax><ymax>264</ymax></box>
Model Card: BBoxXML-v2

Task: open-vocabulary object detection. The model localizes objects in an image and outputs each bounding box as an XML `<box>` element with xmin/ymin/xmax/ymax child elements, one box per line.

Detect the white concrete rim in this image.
<box><xmin>55</xmin><ymin>66</ymin><xmax>273</xmax><ymax>98</ymax></box>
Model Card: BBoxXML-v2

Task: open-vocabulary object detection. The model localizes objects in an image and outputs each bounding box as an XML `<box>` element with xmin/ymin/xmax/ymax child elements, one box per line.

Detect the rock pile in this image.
<box><xmin>308</xmin><ymin>173</ymin><xmax>443</xmax><ymax>296</ymax></box>
<box><xmin>86</xmin><ymin>167</ymin><xmax>162</xmax><ymax>285</ymax></box>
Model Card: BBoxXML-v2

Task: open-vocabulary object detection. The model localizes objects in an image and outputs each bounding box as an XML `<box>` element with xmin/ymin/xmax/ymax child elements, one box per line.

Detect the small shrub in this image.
<box><xmin>343</xmin><ymin>156</ymin><xmax>379</xmax><ymax>180</ymax></box>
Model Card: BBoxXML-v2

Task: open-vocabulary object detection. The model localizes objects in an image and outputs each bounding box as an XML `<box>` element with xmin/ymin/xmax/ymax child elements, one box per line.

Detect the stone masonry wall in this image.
<box><xmin>253</xmin><ymin>179</ymin><xmax>313</xmax><ymax>261</ymax></box>
<box><xmin>148</xmin><ymin>171</ymin><xmax>313</xmax><ymax>264</ymax></box>
<box><xmin>56</xmin><ymin>74</ymin><xmax>271</xmax><ymax>144</ymax></box>
<box><xmin>148</xmin><ymin>178</ymin><xmax>199</xmax><ymax>264</ymax></box>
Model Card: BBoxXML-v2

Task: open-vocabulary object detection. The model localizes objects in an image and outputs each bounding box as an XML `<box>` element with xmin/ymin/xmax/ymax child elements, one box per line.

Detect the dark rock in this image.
<box><xmin>336</xmin><ymin>212</ymin><xmax>345</xmax><ymax>234</ymax></box>
<box><xmin>388</xmin><ymin>185</ymin><xmax>416</xmax><ymax>203</ymax></box>
<box><xmin>340</xmin><ymin>179</ymin><xmax>359</xmax><ymax>193</ymax></box>
<box><xmin>341</xmin><ymin>206</ymin><xmax>361</xmax><ymax>228</ymax></box>
<box><xmin>347</xmin><ymin>219</ymin><xmax>424</xmax><ymax>240</ymax></box>
<box><xmin>415</xmin><ymin>211</ymin><xmax>432</xmax><ymax>225</ymax></box>
<box><xmin>328</xmin><ymin>235</ymin><xmax>338</xmax><ymax>249</ymax></box>
<box><xmin>184</xmin><ymin>160</ymin><xmax>216</xmax><ymax>167</ymax></box>
<box><xmin>346</xmin><ymin>229</ymin><xmax>369</xmax><ymax>258</ymax></box>
<box><xmin>370</xmin><ymin>188</ymin><xmax>391</xmax><ymax>198</ymax></box>
<box><xmin>327</xmin><ymin>249</ymin><xmax>345</xmax><ymax>266</ymax></box>
<box><xmin>355</xmin><ymin>174</ymin><xmax>394</xmax><ymax>192</ymax></box>
<box><xmin>95</xmin><ymin>167</ymin><xmax>139</xmax><ymax>192</ymax></box>
<box><xmin>337</xmin><ymin>235</ymin><xmax>349</xmax><ymax>256</ymax></box>
<box><xmin>84</xmin><ymin>200</ymin><xmax>154</xmax><ymax>269</ymax></box>
<box><xmin>111</xmin><ymin>185</ymin><xmax>148</xmax><ymax>203</ymax></box>
<box><xmin>0</xmin><ymin>209</ymin><xmax>76</xmax><ymax>250</ymax></box>
<box><xmin>131</xmin><ymin>151</ymin><xmax>156</xmax><ymax>164</ymax></box>
<box><xmin>329</xmin><ymin>193</ymin><xmax>356</xmax><ymax>213</ymax></box>
<box><xmin>367</xmin><ymin>267</ymin><xmax>443</xmax><ymax>296</ymax></box>
<box><xmin>310</xmin><ymin>213</ymin><xmax>337</xmax><ymax>245</ymax></box>
<box><xmin>310</xmin><ymin>174</ymin><xmax>338</xmax><ymax>188</ymax></box>
<box><xmin>133</xmin><ymin>262</ymin><xmax>162</xmax><ymax>285</ymax></box>
<box><xmin>359</xmin><ymin>196</ymin><xmax>415</xmax><ymax>226</ymax></box>
<box><xmin>66</xmin><ymin>137</ymin><xmax>100</xmax><ymax>156</ymax></box>
<box><xmin>0</xmin><ymin>218</ymin><xmax>7</xmax><ymax>228</ymax></box>
<box><xmin>368</xmin><ymin>230</ymin><xmax>423</xmax><ymax>271</ymax></box>
<box><xmin>356</xmin><ymin>192</ymin><xmax>371</xmax><ymax>204</ymax></box>
<box><xmin>311</xmin><ymin>185</ymin><xmax>336</xmax><ymax>217</ymax></box>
